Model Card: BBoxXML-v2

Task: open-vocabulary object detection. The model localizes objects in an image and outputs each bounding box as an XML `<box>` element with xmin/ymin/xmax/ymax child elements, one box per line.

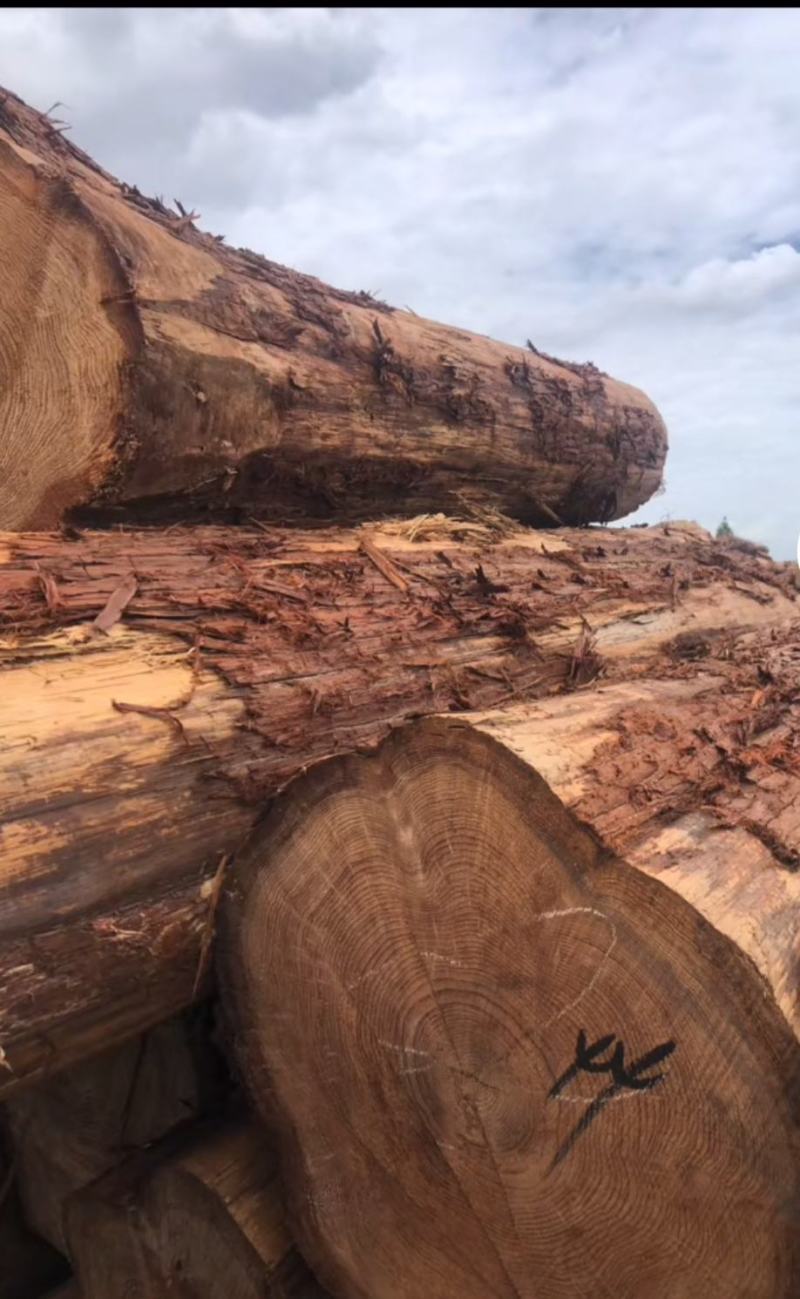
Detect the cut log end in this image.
<box><xmin>0</xmin><ymin>133</ymin><xmax>133</xmax><ymax>530</ymax></box>
<box><xmin>221</xmin><ymin>719</ymin><xmax>800</xmax><ymax>1299</ymax></box>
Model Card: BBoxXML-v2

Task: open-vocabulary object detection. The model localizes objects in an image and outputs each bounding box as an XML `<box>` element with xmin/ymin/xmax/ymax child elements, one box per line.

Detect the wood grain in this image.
<box><xmin>221</xmin><ymin>714</ymin><xmax>800</xmax><ymax>1299</ymax></box>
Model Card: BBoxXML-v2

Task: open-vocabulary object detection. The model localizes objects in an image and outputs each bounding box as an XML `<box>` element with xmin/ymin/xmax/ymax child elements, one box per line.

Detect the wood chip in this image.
<box><xmin>93</xmin><ymin>574</ymin><xmax>138</xmax><ymax>632</ymax></box>
<box><xmin>255</xmin><ymin>578</ymin><xmax>308</xmax><ymax>603</ymax></box>
<box><xmin>111</xmin><ymin>697</ymin><xmax>190</xmax><ymax>742</ymax></box>
<box><xmin>360</xmin><ymin>536</ymin><xmax>408</xmax><ymax>592</ymax></box>
<box><xmin>193</xmin><ymin>853</ymin><xmax>230</xmax><ymax>997</ymax></box>
<box><xmin>37</xmin><ymin>568</ymin><xmax>62</xmax><ymax>614</ymax></box>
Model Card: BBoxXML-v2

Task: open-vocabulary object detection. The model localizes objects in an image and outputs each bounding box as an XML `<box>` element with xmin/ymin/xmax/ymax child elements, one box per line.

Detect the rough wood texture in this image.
<box><xmin>64</xmin><ymin>1120</ymin><xmax>329</xmax><ymax>1298</ymax></box>
<box><xmin>4</xmin><ymin>1009</ymin><xmax>226</xmax><ymax>1252</ymax></box>
<box><xmin>221</xmin><ymin>675</ymin><xmax>800</xmax><ymax>1299</ymax></box>
<box><xmin>0</xmin><ymin>520</ymin><xmax>795</xmax><ymax>1091</ymax></box>
<box><xmin>0</xmin><ymin>85</ymin><xmax>666</xmax><ymax>530</ymax></box>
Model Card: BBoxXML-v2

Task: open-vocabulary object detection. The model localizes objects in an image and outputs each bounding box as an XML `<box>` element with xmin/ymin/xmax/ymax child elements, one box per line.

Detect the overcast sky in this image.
<box><xmin>2</xmin><ymin>8</ymin><xmax>798</xmax><ymax>558</ymax></box>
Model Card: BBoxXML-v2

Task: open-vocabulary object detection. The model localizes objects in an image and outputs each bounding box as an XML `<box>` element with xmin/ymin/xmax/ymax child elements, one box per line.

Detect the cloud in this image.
<box><xmin>634</xmin><ymin>244</ymin><xmax>800</xmax><ymax>314</ymax></box>
<box><xmin>0</xmin><ymin>8</ymin><xmax>381</xmax><ymax>185</ymax></box>
<box><xmin>0</xmin><ymin>7</ymin><xmax>797</xmax><ymax>559</ymax></box>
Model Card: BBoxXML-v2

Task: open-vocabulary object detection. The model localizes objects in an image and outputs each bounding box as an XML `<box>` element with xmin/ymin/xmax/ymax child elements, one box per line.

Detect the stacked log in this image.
<box><xmin>4</xmin><ymin>1011</ymin><xmax>226</xmax><ymax>1252</ymax></box>
<box><xmin>65</xmin><ymin>1120</ymin><xmax>329</xmax><ymax>1298</ymax></box>
<box><xmin>1</xmin><ymin>517</ymin><xmax>798</xmax><ymax>1294</ymax></box>
<box><xmin>0</xmin><ymin>85</ymin><xmax>666</xmax><ymax>532</ymax></box>
<box><xmin>4</xmin><ymin>1018</ymin><xmax>327</xmax><ymax>1297</ymax></box>
<box><xmin>1</xmin><ymin>82</ymin><xmax>798</xmax><ymax>1299</ymax></box>
<box><xmin>0</xmin><ymin>518</ymin><xmax>795</xmax><ymax>1093</ymax></box>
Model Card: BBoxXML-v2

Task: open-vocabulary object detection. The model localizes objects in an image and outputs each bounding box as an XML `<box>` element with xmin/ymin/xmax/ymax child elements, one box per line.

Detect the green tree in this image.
<box><xmin>716</xmin><ymin>517</ymin><xmax>733</xmax><ymax>539</ymax></box>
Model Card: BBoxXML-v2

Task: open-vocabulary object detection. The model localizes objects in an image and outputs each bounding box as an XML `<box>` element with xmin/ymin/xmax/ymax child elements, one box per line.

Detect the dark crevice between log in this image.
<box><xmin>0</xmin><ymin>1125</ymin><xmax>72</xmax><ymax>1299</ymax></box>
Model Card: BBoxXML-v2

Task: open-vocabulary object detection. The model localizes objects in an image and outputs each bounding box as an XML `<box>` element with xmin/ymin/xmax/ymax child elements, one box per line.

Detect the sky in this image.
<box><xmin>1</xmin><ymin>7</ymin><xmax>798</xmax><ymax>559</ymax></box>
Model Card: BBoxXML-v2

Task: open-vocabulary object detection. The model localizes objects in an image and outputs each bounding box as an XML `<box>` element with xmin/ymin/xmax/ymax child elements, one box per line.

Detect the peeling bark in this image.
<box><xmin>0</xmin><ymin>519</ymin><xmax>796</xmax><ymax>1093</ymax></box>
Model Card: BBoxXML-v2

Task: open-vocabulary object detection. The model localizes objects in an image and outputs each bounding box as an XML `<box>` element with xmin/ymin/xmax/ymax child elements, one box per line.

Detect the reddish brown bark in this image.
<box><xmin>0</xmin><ymin>518</ymin><xmax>795</xmax><ymax>1093</ymax></box>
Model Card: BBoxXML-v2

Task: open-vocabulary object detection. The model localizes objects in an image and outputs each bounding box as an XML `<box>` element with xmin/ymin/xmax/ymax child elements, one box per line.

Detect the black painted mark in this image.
<box><xmin>548</xmin><ymin>1028</ymin><xmax>676</xmax><ymax>1170</ymax></box>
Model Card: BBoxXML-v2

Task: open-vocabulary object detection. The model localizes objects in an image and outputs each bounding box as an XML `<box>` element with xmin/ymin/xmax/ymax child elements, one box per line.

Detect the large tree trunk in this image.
<box><xmin>0</xmin><ymin>85</ymin><xmax>666</xmax><ymax>531</ymax></box>
<box><xmin>220</xmin><ymin>675</ymin><xmax>800</xmax><ymax>1299</ymax></box>
<box><xmin>64</xmin><ymin>1120</ymin><xmax>330</xmax><ymax>1298</ymax></box>
<box><xmin>0</xmin><ymin>519</ymin><xmax>795</xmax><ymax>1092</ymax></box>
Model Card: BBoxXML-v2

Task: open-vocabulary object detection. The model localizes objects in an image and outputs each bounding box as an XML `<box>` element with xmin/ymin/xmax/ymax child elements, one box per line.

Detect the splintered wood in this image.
<box><xmin>0</xmin><ymin>520</ymin><xmax>797</xmax><ymax>1094</ymax></box>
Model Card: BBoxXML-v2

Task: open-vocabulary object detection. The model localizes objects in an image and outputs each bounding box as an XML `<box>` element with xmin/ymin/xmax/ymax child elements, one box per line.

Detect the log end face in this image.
<box><xmin>0</xmin><ymin>134</ymin><xmax>133</xmax><ymax>529</ymax></box>
<box><xmin>221</xmin><ymin>717</ymin><xmax>799</xmax><ymax>1299</ymax></box>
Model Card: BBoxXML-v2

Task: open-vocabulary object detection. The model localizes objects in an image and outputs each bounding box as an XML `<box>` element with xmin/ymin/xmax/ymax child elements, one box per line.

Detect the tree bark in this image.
<box><xmin>220</xmin><ymin>674</ymin><xmax>800</xmax><ymax>1299</ymax></box>
<box><xmin>3</xmin><ymin>1010</ymin><xmax>226</xmax><ymax>1252</ymax></box>
<box><xmin>0</xmin><ymin>519</ymin><xmax>795</xmax><ymax>1092</ymax></box>
<box><xmin>64</xmin><ymin>1120</ymin><xmax>329</xmax><ymax>1298</ymax></box>
<box><xmin>0</xmin><ymin>85</ymin><xmax>666</xmax><ymax>531</ymax></box>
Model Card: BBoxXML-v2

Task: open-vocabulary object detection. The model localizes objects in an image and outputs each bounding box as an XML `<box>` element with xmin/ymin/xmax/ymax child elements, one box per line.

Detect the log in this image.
<box><xmin>4</xmin><ymin>1009</ymin><xmax>226</xmax><ymax>1251</ymax></box>
<box><xmin>0</xmin><ymin>85</ymin><xmax>666</xmax><ymax>531</ymax></box>
<box><xmin>0</xmin><ymin>519</ymin><xmax>795</xmax><ymax>1092</ymax></box>
<box><xmin>220</xmin><ymin>677</ymin><xmax>800</xmax><ymax>1299</ymax></box>
<box><xmin>64</xmin><ymin>1120</ymin><xmax>329</xmax><ymax>1298</ymax></box>
<box><xmin>0</xmin><ymin>1151</ymin><xmax>70</xmax><ymax>1299</ymax></box>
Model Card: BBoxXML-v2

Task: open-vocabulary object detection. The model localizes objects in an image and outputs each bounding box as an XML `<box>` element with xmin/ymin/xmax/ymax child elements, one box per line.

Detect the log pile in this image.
<box><xmin>0</xmin><ymin>84</ymin><xmax>798</xmax><ymax>1299</ymax></box>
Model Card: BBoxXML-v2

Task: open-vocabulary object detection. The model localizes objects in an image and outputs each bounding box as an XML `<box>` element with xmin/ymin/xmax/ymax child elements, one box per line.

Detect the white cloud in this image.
<box><xmin>1</xmin><ymin>7</ymin><xmax>798</xmax><ymax>557</ymax></box>
<box><xmin>636</xmin><ymin>245</ymin><xmax>800</xmax><ymax>312</ymax></box>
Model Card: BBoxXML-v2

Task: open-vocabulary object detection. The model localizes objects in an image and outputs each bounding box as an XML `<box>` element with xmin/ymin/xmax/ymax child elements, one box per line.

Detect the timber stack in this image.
<box><xmin>0</xmin><ymin>83</ymin><xmax>797</xmax><ymax>1299</ymax></box>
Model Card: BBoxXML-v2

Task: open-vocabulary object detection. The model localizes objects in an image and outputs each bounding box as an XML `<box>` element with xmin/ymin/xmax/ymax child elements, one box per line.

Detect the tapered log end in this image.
<box><xmin>222</xmin><ymin>718</ymin><xmax>799</xmax><ymax>1299</ymax></box>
